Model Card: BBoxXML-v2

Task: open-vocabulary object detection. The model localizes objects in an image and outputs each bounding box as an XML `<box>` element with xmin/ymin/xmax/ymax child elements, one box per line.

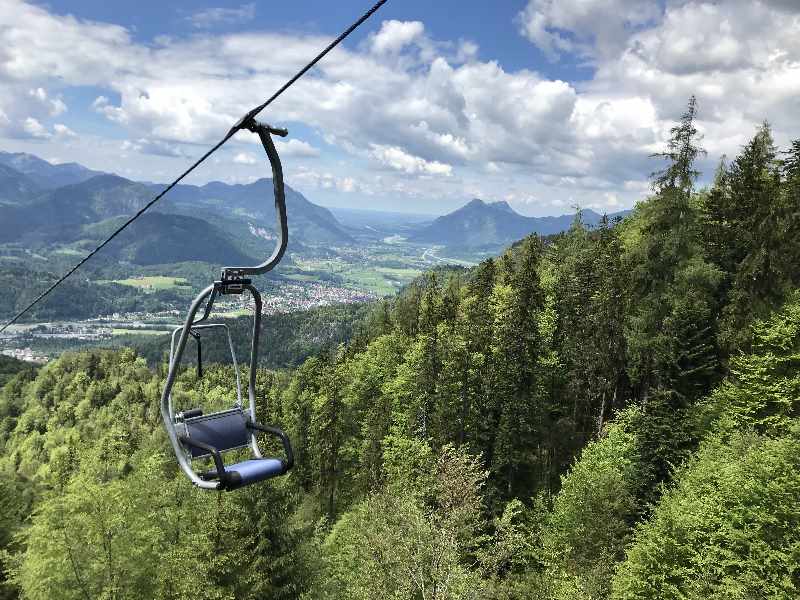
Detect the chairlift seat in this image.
<box><xmin>177</xmin><ymin>406</ymin><xmax>291</xmax><ymax>490</ymax></box>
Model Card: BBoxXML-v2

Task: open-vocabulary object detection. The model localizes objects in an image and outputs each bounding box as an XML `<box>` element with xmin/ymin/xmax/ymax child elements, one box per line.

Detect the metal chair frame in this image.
<box><xmin>159</xmin><ymin>118</ymin><xmax>293</xmax><ymax>490</ymax></box>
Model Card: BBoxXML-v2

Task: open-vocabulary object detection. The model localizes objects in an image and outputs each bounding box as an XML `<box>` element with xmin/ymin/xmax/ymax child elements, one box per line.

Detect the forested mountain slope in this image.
<box><xmin>0</xmin><ymin>165</ymin><xmax>41</xmax><ymax>204</ymax></box>
<box><xmin>0</xmin><ymin>101</ymin><xmax>799</xmax><ymax>599</ymax></box>
<box><xmin>0</xmin><ymin>357</ymin><xmax>31</xmax><ymax>388</ymax></box>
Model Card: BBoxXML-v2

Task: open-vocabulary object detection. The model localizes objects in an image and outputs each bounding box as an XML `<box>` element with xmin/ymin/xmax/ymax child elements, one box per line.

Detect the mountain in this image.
<box><xmin>92</xmin><ymin>212</ymin><xmax>257</xmax><ymax>266</ymax></box>
<box><xmin>0</xmin><ymin>163</ymin><xmax>42</xmax><ymax>204</ymax></box>
<box><xmin>0</xmin><ymin>170</ymin><xmax>352</xmax><ymax>246</ymax></box>
<box><xmin>411</xmin><ymin>199</ymin><xmax>630</xmax><ymax>248</ymax></box>
<box><xmin>0</xmin><ymin>174</ymin><xmax>155</xmax><ymax>243</ymax></box>
<box><xmin>0</xmin><ymin>151</ymin><xmax>105</xmax><ymax>189</ymax></box>
<box><xmin>160</xmin><ymin>178</ymin><xmax>354</xmax><ymax>244</ymax></box>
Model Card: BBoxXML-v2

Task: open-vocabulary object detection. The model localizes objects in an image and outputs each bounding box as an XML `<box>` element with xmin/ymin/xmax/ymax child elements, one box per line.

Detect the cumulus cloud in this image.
<box><xmin>517</xmin><ymin>0</ymin><xmax>661</xmax><ymax>61</ymax></box>
<box><xmin>121</xmin><ymin>138</ymin><xmax>187</xmax><ymax>158</ymax></box>
<box><xmin>53</xmin><ymin>123</ymin><xmax>77</xmax><ymax>138</ymax></box>
<box><xmin>0</xmin><ymin>0</ymin><xmax>798</xmax><ymax>215</ymax></box>
<box><xmin>370</xmin><ymin>20</ymin><xmax>425</xmax><ymax>54</ymax></box>
<box><xmin>29</xmin><ymin>87</ymin><xmax>66</xmax><ymax>116</ymax></box>
<box><xmin>371</xmin><ymin>144</ymin><xmax>453</xmax><ymax>176</ymax></box>
<box><xmin>276</xmin><ymin>139</ymin><xmax>320</xmax><ymax>158</ymax></box>
<box><xmin>23</xmin><ymin>117</ymin><xmax>50</xmax><ymax>139</ymax></box>
<box><xmin>291</xmin><ymin>167</ymin><xmax>365</xmax><ymax>193</ymax></box>
<box><xmin>233</xmin><ymin>152</ymin><xmax>257</xmax><ymax>165</ymax></box>
<box><xmin>187</xmin><ymin>4</ymin><xmax>256</xmax><ymax>29</ymax></box>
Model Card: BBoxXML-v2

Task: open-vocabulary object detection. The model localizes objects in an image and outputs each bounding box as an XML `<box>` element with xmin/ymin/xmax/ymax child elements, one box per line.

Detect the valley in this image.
<box><xmin>0</xmin><ymin>149</ymin><xmax>613</xmax><ymax>363</ymax></box>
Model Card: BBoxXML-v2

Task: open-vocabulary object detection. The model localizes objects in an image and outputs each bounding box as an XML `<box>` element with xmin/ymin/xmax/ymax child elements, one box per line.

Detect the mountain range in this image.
<box><xmin>0</xmin><ymin>163</ymin><xmax>42</xmax><ymax>203</ymax></box>
<box><xmin>0</xmin><ymin>151</ymin><xmax>103</xmax><ymax>189</ymax></box>
<box><xmin>0</xmin><ymin>151</ymin><xmax>631</xmax><ymax>264</ymax></box>
<box><xmin>411</xmin><ymin>198</ymin><xmax>629</xmax><ymax>248</ymax></box>
<box><xmin>0</xmin><ymin>155</ymin><xmax>353</xmax><ymax>264</ymax></box>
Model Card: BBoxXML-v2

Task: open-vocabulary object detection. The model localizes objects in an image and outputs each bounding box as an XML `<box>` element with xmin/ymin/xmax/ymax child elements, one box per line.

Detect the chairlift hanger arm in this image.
<box><xmin>222</xmin><ymin>119</ymin><xmax>288</xmax><ymax>281</ymax></box>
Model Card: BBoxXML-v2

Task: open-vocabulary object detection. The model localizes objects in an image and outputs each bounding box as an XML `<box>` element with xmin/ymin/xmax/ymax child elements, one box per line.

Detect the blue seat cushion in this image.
<box><xmin>226</xmin><ymin>458</ymin><xmax>285</xmax><ymax>484</ymax></box>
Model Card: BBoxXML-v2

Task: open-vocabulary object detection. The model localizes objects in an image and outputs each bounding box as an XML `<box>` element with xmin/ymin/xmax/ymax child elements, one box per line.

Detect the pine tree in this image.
<box><xmin>626</xmin><ymin>97</ymin><xmax>721</xmax><ymax>403</ymax></box>
<box><xmin>650</xmin><ymin>95</ymin><xmax>706</xmax><ymax>197</ymax></box>
<box><xmin>716</xmin><ymin>123</ymin><xmax>785</xmax><ymax>349</ymax></box>
<box><xmin>311</xmin><ymin>348</ymin><xmax>352</xmax><ymax>519</ymax></box>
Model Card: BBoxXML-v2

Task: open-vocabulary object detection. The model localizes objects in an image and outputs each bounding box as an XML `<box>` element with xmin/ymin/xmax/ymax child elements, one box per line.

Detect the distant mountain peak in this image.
<box><xmin>461</xmin><ymin>198</ymin><xmax>518</xmax><ymax>215</ymax></box>
<box><xmin>411</xmin><ymin>198</ymin><xmax>630</xmax><ymax>248</ymax></box>
<box><xmin>0</xmin><ymin>150</ymin><xmax>104</xmax><ymax>189</ymax></box>
<box><xmin>489</xmin><ymin>200</ymin><xmax>516</xmax><ymax>214</ymax></box>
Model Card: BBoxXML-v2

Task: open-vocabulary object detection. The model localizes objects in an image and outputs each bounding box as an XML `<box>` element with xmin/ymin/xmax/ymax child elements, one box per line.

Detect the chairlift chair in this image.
<box><xmin>160</xmin><ymin>118</ymin><xmax>294</xmax><ymax>491</ymax></box>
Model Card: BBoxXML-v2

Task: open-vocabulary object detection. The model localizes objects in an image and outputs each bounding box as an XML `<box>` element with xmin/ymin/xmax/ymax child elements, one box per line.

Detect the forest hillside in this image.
<box><xmin>1</xmin><ymin>100</ymin><xmax>799</xmax><ymax>599</ymax></box>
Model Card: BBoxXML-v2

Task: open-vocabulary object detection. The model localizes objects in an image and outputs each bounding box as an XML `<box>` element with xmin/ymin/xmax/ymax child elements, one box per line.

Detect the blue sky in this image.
<box><xmin>1</xmin><ymin>0</ymin><xmax>798</xmax><ymax>215</ymax></box>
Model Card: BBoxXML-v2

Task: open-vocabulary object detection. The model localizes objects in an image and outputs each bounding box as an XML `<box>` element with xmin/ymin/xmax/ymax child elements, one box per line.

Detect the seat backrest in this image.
<box><xmin>181</xmin><ymin>407</ymin><xmax>250</xmax><ymax>459</ymax></box>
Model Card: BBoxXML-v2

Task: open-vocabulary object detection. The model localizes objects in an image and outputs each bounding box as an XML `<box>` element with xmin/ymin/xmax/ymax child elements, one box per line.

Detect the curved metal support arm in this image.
<box><xmin>223</xmin><ymin>119</ymin><xmax>289</xmax><ymax>278</ymax></box>
<box><xmin>247</xmin><ymin>420</ymin><xmax>294</xmax><ymax>472</ymax></box>
<box><xmin>161</xmin><ymin>284</ymin><xmax>219</xmax><ymax>490</ymax></box>
<box><xmin>179</xmin><ymin>435</ymin><xmax>228</xmax><ymax>484</ymax></box>
<box><xmin>192</xmin><ymin>287</ymin><xmax>219</xmax><ymax>326</ymax></box>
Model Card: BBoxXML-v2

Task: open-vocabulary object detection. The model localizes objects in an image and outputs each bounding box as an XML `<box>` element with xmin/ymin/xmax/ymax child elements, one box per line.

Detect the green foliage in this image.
<box><xmin>697</xmin><ymin>292</ymin><xmax>800</xmax><ymax>437</ymax></box>
<box><xmin>701</xmin><ymin>123</ymin><xmax>800</xmax><ymax>351</ymax></box>
<box><xmin>316</xmin><ymin>444</ymin><xmax>490</xmax><ymax>600</ymax></box>
<box><xmin>134</xmin><ymin>302</ymin><xmax>370</xmax><ymax>370</ymax></box>
<box><xmin>612</xmin><ymin>428</ymin><xmax>800</xmax><ymax>599</ymax></box>
<box><xmin>650</xmin><ymin>96</ymin><xmax>706</xmax><ymax>196</ymax></box>
<box><xmin>0</xmin><ymin>349</ymin><xmax>311</xmax><ymax>600</ymax></box>
<box><xmin>537</xmin><ymin>410</ymin><xmax>645</xmax><ymax>599</ymax></box>
<box><xmin>0</xmin><ymin>357</ymin><xmax>33</xmax><ymax>389</ymax></box>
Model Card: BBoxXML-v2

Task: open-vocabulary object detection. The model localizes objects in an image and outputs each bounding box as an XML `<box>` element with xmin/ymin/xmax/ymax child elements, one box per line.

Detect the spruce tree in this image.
<box><xmin>650</xmin><ymin>95</ymin><xmax>706</xmax><ymax>197</ymax></box>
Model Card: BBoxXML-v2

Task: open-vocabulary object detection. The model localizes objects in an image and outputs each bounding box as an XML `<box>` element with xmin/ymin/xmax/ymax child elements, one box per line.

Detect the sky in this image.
<box><xmin>0</xmin><ymin>0</ymin><xmax>798</xmax><ymax>216</ymax></box>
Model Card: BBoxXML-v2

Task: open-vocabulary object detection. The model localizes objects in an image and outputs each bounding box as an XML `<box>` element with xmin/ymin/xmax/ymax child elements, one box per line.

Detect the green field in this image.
<box><xmin>342</xmin><ymin>267</ymin><xmax>423</xmax><ymax>295</ymax></box>
<box><xmin>111</xmin><ymin>276</ymin><xmax>191</xmax><ymax>291</ymax></box>
<box><xmin>292</xmin><ymin>251</ymin><xmax>425</xmax><ymax>295</ymax></box>
<box><xmin>284</xmin><ymin>273</ymin><xmax>320</xmax><ymax>282</ymax></box>
<box><xmin>111</xmin><ymin>328</ymin><xmax>169</xmax><ymax>336</ymax></box>
<box><xmin>213</xmin><ymin>309</ymin><xmax>251</xmax><ymax>318</ymax></box>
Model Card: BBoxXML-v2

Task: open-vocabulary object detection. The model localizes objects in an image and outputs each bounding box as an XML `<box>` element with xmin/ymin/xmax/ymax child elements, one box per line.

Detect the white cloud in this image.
<box><xmin>370</xmin><ymin>20</ymin><xmax>425</xmax><ymax>54</ymax></box>
<box><xmin>338</xmin><ymin>177</ymin><xmax>356</xmax><ymax>193</ymax></box>
<box><xmin>187</xmin><ymin>4</ymin><xmax>256</xmax><ymax>29</ymax></box>
<box><xmin>517</xmin><ymin>0</ymin><xmax>661</xmax><ymax>61</ymax></box>
<box><xmin>121</xmin><ymin>138</ymin><xmax>187</xmax><ymax>157</ymax></box>
<box><xmin>29</xmin><ymin>87</ymin><xmax>66</xmax><ymax>116</ymax></box>
<box><xmin>276</xmin><ymin>138</ymin><xmax>320</xmax><ymax>158</ymax></box>
<box><xmin>371</xmin><ymin>144</ymin><xmax>452</xmax><ymax>176</ymax></box>
<box><xmin>233</xmin><ymin>152</ymin><xmax>257</xmax><ymax>165</ymax></box>
<box><xmin>22</xmin><ymin>117</ymin><xmax>50</xmax><ymax>139</ymax></box>
<box><xmin>0</xmin><ymin>0</ymin><xmax>798</xmax><ymax>215</ymax></box>
<box><xmin>290</xmin><ymin>167</ymin><xmax>365</xmax><ymax>194</ymax></box>
<box><xmin>53</xmin><ymin>123</ymin><xmax>76</xmax><ymax>138</ymax></box>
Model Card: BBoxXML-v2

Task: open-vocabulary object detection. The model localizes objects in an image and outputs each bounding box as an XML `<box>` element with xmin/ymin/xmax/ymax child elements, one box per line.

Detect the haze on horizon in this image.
<box><xmin>0</xmin><ymin>0</ymin><xmax>797</xmax><ymax>216</ymax></box>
